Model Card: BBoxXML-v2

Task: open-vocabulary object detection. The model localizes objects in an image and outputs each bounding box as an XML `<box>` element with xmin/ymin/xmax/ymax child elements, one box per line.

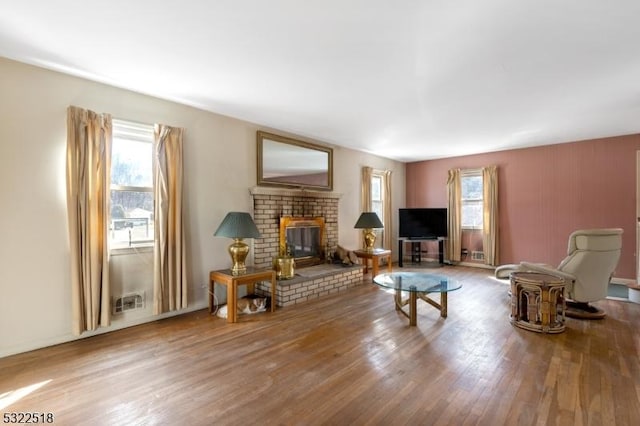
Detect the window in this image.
<box><xmin>109</xmin><ymin>119</ymin><xmax>155</xmax><ymax>249</ymax></box>
<box><xmin>371</xmin><ymin>172</ymin><xmax>384</xmax><ymax>248</ymax></box>
<box><xmin>461</xmin><ymin>171</ymin><xmax>483</xmax><ymax>229</ymax></box>
<box><xmin>371</xmin><ymin>174</ymin><xmax>383</xmax><ymax>221</ymax></box>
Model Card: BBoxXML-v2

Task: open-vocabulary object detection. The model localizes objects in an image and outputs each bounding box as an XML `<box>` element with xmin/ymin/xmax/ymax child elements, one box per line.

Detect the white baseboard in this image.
<box><xmin>1</xmin><ymin>301</ymin><xmax>208</xmax><ymax>359</ymax></box>
<box><xmin>449</xmin><ymin>261</ymin><xmax>495</xmax><ymax>270</ymax></box>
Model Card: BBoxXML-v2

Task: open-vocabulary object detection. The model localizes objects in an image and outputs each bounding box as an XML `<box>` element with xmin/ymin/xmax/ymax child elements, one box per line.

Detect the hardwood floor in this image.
<box><xmin>1</xmin><ymin>265</ymin><xmax>639</xmax><ymax>425</ymax></box>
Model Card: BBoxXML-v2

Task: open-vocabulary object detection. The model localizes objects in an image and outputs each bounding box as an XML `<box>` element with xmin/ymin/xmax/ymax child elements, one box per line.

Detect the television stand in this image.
<box><xmin>398</xmin><ymin>237</ymin><xmax>445</xmax><ymax>267</ymax></box>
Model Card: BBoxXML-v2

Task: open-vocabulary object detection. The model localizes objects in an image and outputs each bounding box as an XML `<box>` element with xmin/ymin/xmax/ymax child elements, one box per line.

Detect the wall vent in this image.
<box><xmin>113</xmin><ymin>292</ymin><xmax>145</xmax><ymax>314</ymax></box>
<box><xmin>471</xmin><ymin>251</ymin><xmax>485</xmax><ymax>261</ymax></box>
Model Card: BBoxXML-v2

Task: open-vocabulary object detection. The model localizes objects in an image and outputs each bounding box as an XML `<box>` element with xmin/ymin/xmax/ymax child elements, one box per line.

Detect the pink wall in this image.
<box><xmin>406</xmin><ymin>134</ymin><xmax>640</xmax><ymax>279</ymax></box>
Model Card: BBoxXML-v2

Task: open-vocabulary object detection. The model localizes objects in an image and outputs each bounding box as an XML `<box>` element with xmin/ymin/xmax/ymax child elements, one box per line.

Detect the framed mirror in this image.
<box><xmin>257</xmin><ymin>131</ymin><xmax>333</xmax><ymax>191</ymax></box>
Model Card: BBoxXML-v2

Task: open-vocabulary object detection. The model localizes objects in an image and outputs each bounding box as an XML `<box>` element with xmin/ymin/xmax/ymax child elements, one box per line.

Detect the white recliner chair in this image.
<box><xmin>495</xmin><ymin>228</ymin><xmax>623</xmax><ymax>319</ymax></box>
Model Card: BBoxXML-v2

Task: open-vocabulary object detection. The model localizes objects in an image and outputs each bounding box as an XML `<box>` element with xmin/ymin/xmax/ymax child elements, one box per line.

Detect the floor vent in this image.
<box><xmin>471</xmin><ymin>251</ymin><xmax>485</xmax><ymax>261</ymax></box>
<box><xmin>113</xmin><ymin>292</ymin><xmax>145</xmax><ymax>314</ymax></box>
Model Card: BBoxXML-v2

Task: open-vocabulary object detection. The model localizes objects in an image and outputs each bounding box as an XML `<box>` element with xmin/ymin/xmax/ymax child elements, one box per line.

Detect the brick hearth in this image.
<box><xmin>255</xmin><ymin>265</ymin><xmax>363</xmax><ymax>307</ymax></box>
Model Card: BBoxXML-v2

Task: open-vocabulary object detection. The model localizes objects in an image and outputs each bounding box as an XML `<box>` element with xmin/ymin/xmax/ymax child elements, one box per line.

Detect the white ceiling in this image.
<box><xmin>2</xmin><ymin>0</ymin><xmax>640</xmax><ymax>162</ymax></box>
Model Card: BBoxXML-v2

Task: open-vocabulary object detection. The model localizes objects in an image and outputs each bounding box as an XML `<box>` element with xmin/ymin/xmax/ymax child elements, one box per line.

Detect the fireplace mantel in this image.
<box><xmin>249</xmin><ymin>186</ymin><xmax>342</xmax><ymax>199</ymax></box>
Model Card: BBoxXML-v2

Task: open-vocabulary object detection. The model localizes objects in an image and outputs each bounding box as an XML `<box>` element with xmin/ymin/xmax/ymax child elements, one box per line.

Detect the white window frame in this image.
<box><xmin>461</xmin><ymin>169</ymin><xmax>483</xmax><ymax>230</ymax></box>
<box><xmin>109</xmin><ymin>119</ymin><xmax>155</xmax><ymax>252</ymax></box>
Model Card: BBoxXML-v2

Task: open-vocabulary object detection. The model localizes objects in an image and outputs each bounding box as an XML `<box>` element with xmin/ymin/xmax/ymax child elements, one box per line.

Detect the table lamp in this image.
<box><xmin>214</xmin><ymin>212</ymin><xmax>262</xmax><ymax>275</ymax></box>
<box><xmin>354</xmin><ymin>212</ymin><xmax>383</xmax><ymax>252</ymax></box>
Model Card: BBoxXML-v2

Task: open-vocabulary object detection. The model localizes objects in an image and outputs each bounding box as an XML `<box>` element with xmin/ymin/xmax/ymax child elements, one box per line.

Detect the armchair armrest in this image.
<box><xmin>519</xmin><ymin>261</ymin><xmax>576</xmax><ymax>284</ymax></box>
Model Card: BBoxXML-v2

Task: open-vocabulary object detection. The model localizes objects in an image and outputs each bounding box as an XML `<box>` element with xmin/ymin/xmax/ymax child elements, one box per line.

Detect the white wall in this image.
<box><xmin>0</xmin><ymin>57</ymin><xmax>405</xmax><ymax>357</ymax></box>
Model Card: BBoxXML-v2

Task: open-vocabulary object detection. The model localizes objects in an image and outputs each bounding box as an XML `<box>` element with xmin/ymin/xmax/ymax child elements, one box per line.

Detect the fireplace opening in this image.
<box><xmin>279</xmin><ymin>216</ymin><xmax>325</xmax><ymax>267</ymax></box>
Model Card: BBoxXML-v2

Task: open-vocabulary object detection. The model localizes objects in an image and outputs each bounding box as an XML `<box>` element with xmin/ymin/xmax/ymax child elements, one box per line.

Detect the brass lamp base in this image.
<box><xmin>363</xmin><ymin>228</ymin><xmax>377</xmax><ymax>252</ymax></box>
<box><xmin>228</xmin><ymin>238</ymin><xmax>249</xmax><ymax>275</ymax></box>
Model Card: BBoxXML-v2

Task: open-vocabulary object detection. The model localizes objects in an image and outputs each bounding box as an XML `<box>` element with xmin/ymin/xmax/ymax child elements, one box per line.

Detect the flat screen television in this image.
<box><xmin>399</xmin><ymin>208</ymin><xmax>448</xmax><ymax>239</ymax></box>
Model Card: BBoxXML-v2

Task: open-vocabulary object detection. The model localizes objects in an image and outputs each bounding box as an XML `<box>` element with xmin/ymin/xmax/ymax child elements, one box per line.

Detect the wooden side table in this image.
<box><xmin>353</xmin><ymin>249</ymin><xmax>392</xmax><ymax>280</ymax></box>
<box><xmin>209</xmin><ymin>267</ymin><xmax>276</xmax><ymax>323</ymax></box>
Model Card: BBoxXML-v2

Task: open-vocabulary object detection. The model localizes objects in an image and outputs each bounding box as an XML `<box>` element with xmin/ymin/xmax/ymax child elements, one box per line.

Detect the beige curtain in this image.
<box><xmin>361</xmin><ymin>166</ymin><xmax>373</xmax><ymax>208</ymax></box>
<box><xmin>66</xmin><ymin>106</ymin><xmax>112</xmax><ymax>335</ymax></box>
<box><xmin>360</xmin><ymin>166</ymin><xmax>373</xmax><ymax>249</ymax></box>
<box><xmin>446</xmin><ymin>168</ymin><xmax>462</xmax><ymax>262</ymax></box>
<box><xmin>153</xmin><ymin>124</ymin><xmax>187</xmax><ymax>314</ymax></box>
<box><xmin>382</xmin><ymin>170</ymin><xmax>392</xmax><ymax>250</ymax></box>
<box><xmin>482</xmin><ymin>165</ymin><xmax>499</xmax><ymax>266</ymax></box>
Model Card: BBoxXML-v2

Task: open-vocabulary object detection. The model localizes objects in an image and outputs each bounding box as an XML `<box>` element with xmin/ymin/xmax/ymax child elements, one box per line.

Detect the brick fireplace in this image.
<box><xmin>250</xmin><ymin>186</ymin><xmax>340</xmax><ymax>269</ymax></box>
<box><xmin>249</xmin><ymin>186</ymin><xmax>364</xmax><ymax>306</ymax></box>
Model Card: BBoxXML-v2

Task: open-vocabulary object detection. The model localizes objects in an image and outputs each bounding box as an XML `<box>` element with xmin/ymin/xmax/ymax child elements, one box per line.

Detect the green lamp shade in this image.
<box><xmin>214</xmin><ymin>212</ymin><xmax>261</xmax><ymax>239</ymax></box>
<box><xmin>354</xmin><ymin>212</ymin><xmax>383</xmax><ymax>229</ymax></box>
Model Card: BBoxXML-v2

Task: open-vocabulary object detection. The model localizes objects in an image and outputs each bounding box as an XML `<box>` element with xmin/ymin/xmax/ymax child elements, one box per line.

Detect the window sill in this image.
<box><xmin>110</xmin><ymin>244</ymin><xmax>154</xmax><ymax>256</ymax></box>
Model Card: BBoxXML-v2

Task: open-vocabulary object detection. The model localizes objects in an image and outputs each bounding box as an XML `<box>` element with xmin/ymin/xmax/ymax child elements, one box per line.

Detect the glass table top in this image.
<box><xmin>373</xmin><ymin>272</ymin><xmax>462</xmax><ymax>293</ymax></box>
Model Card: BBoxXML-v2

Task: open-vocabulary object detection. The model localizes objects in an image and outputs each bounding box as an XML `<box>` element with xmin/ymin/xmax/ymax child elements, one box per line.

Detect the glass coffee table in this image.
<box><xmin>373</xmin><ymin>272</ymin><xmax>462</xmax><ymax>326</ymax></box>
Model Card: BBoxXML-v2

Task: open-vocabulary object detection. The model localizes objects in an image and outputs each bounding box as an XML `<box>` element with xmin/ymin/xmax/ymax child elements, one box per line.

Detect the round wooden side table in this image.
<box><xmin>510</xmin><ymin>272</ymin><xmax>566</xmax><ymax>333</ymax></box>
